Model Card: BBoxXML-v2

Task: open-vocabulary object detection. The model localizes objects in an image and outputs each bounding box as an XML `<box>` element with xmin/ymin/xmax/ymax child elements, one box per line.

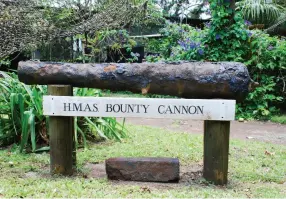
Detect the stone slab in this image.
<box><xmin>105</xmin><ymin>157</ymin><xmax>180</xmax><ymax>183</ymax></box>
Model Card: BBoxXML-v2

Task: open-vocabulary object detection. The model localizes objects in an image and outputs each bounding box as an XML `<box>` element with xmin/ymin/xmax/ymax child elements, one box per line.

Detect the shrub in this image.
<box><xmin>238</xmin><ymin>31</ymin><xmax>285</xmax><ymax>119</ymax></box>
<box><xmin>0</xmin><ymin>72</ymin><xmax>127</xmax><ymax>152</ymax></box>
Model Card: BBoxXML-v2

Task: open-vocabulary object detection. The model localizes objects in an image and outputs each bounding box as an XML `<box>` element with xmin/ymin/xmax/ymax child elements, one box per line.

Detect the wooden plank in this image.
<box><xmin>43</xmin><ymin>97</ymin><xmax>236</xmax><ymax>121</ymax></box>
<box><xmin>203</xmin><ymin>120</ymin><xmax>230</xmax><ymax>185</ymax></box>
<box><xmin>48</xmin><ymin>85</ymin><xmax>74</xmax><ymax>175</ymax></box>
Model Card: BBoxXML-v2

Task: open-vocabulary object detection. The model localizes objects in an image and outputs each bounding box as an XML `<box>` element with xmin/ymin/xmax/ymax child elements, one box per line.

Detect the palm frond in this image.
<box><xmin>236</xmin><ymin>0</ymin><xmax>285</xmax><ymax>24</ymax></box>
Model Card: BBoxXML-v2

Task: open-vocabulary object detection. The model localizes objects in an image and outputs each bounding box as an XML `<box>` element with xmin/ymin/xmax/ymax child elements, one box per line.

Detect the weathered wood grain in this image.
<box><xmin>203</xmin><ymin>120</ymin><xmax>230</xmax><ymax>185</ymax></box>
<box><xmin>48</xmin><ymin>85</ymin><xmax>74</xmax><ymax>176</ymax></box>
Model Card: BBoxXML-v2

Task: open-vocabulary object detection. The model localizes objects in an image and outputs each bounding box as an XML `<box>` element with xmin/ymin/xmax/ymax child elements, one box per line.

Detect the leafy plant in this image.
<box><xmin>236</xmin><ymin>0</ymin><xmax>285</xmax><ymax>25</ymax></box>
<box><xmin>0</xmin><ymin>72</ymin><xmax>127</xmax><ymax>152</ymax></box>
<box><xmin>0</xmin><ymin>72</ymin><xmax>46</xmax><ymax>152</ymax></box>
<box><xmin>84</xmin><ymin>29</ymin><xmax>138</xmax><ymax>63</ymax></box>
<box><xmin>238</xmin><ymin>30</ymin><xmax>285</xmax><ymax>119</ymax></box>
<box><xmin>146</xmin><ymin>22</ymin><xmax>191</xmax><ymax>59</ymax></box>
<box><xmin>203</xmin><ymin>0</ymin><xmax>251</xmax><ymax>62</ymax></box>
<box><xmin>0</xmin><ymin>58</ymin><xmax>11</xmax><ymax>67</ymax></box>
<box><xmin>73</xmin><ymin>88</ymin><xmax>127</xmax><ymax>149</ymax></box>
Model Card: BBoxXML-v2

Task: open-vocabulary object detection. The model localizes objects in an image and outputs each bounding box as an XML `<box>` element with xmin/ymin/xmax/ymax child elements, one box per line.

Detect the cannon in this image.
<box><xmin>18</xmin><ymin>61</ymin><xmax>254</xmax><ymax>101</ymax></box>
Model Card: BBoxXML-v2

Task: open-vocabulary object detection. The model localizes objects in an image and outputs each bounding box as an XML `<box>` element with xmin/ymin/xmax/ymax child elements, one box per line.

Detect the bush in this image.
<box><xmin>240</xmin><ymin>31</ymin><xmax>285</xmax><ymax>119</ymax></box>
<box><xmin>0</xmin><ymin>72</ymin><xmax>127</xmax><ymax>152</ymax></box>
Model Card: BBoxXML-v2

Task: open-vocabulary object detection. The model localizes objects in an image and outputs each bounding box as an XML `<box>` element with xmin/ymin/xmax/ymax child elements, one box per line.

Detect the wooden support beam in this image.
<box><xmin>48</xmin><ymin>85</ymin><xmax>74</xmax><ymax>175</ymax></box>
<box><xmin>203</xmin><ymin>120</ymin><xmax>230</xmax><ymax>185</ymax></box>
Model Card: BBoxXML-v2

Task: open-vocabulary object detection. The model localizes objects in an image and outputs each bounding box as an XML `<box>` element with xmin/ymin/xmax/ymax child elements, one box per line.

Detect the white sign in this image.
<box><xmin>43</xmin><ymin>96</ymin><xmax>236</xmax><ymax>121</ymax></box>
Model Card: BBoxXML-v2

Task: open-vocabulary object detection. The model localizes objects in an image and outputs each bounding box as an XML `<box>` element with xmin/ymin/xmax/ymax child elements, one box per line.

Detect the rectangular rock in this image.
<box><xmin>105</xmin><ymin>157</ymin><xmax>180</xmax><ymax>183</ymax></box>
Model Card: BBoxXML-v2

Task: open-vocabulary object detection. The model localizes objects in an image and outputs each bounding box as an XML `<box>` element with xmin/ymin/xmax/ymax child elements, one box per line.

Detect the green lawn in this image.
<box><xmin>0</xmin><ymin>125</ymin><xmax>285</xmax><ymax>198</ymax></box>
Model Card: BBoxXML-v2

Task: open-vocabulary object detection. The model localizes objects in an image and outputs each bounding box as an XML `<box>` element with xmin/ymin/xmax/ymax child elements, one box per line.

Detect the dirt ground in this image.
<box><xmin>120</xmin><ymin>118</ymin><xmax>286</xmax><ymax>145</ymax></box>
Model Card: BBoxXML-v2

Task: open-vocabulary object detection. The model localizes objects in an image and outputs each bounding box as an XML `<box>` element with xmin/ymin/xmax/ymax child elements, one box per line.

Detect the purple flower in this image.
<box><xmin>178</xmin><ymin>40</ymin><xmax>187</xmax><ymax>50</ymax></box>
<box><xmin>244</xmin><ymin>20</ymin><xmax>252</xmax><ymax>26</ymax></box>
<box><xmin>178</xmin><ymin>40</ymin><xmax>183</xmax><ymax>46</ymax></box>
<box><xmin>215</xmin><ymin>34</ymin><xmax>221</xmax><ymax>40</ymax></box>
<box><xmin>198</xmin><ymin>49</ymin><xmax>204</xmax><ymax>55</ymax></box>
<box><xmin>247</xmin><ymin>31</ymin><xmax>252</xmax><ymax>37</ymax></box>
<box><xmin>267</xmin><ymin>45</ymin><xmax>274</xmax><ymax>50</ymax></box>
<box><xmin>205</xmin><ymin>22</ymin><xmax>211</xmax><ymax>28</ymax></box>
<box><xmin>190</xmin><ymin>42</ymin><xmax>197</xmax><ymax>49</ymax></box>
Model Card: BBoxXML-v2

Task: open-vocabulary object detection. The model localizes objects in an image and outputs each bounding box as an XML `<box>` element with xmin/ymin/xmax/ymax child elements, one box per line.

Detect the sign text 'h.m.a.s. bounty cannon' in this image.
<box><xmin>18</xmin><ymin>61</ymin><xmax>255</xmax><ymax>185</ymax></box>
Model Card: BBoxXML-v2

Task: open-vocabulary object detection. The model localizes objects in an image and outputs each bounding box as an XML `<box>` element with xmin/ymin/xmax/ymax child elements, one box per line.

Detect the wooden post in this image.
<box><xmin>48</xmin><ymin>85</ymin><xmax>74</xmax><ymax>175</ymax></box>
<box><xmin>71</xmin><ymin>116</ymin><xmax>76</xmax><ymax>168</ymax></box>
<box><xmin>203</xmin><ymin>120</ymin><xmax>230</xmax><ymax>185</ymax></box>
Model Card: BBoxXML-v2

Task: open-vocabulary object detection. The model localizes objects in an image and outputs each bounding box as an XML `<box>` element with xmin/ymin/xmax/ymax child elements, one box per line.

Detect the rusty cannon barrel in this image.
<box><xmin>18</xmin><ymin>61</ymin><xmax>255</xmax><ymax>101</ymax></box>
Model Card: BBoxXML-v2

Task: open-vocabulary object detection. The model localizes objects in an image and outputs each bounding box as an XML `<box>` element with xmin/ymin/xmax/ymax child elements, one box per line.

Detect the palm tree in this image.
<box><xmin>236</xmin><ymin>0</ymin><xmax>285</xmax><ymax>26</ymax></box>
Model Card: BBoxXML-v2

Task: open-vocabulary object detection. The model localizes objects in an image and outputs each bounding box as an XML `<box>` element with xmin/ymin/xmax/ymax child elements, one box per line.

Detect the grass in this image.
<box><xmin>271</xmin><ymin>115</ymin><xmax>286</xmax><ymax>124</ymax></box>
<box><xmin>0</xmin><ymin>125</ymin><xmax>285</xmax><ymax>198</ymax></box>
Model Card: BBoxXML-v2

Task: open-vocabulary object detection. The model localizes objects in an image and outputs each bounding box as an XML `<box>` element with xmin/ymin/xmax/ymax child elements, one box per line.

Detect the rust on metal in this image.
<box><xmin>141</xmin><ymin>84</ymin><xmax>151</xmax><ymax>94</ymax></box>
<box><xmin>104</xmin><ymin>65</ymin><xmax>117</xmax><ymax>72</ymax></box>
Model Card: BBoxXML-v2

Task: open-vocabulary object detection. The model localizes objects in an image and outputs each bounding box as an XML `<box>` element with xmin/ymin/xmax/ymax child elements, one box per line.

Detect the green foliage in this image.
<box><xmin>0</xmin><ymin>72</ymin><xmax>127</xmax><ymax>152</ymax></box>
<box><xmin>73</xmin><ymin>88</ymin><xmax>127</xmax><ymax>148</ymax></box>
<box><xmin>146</xmin><ymin>23</ymin><xmax>207</xmax><ymax>61</ymax></box>
<box><xmin>0</xmin><ymin>72</ymin><xmax>45</xmax><ymax>152</ymax></box>
<box><xmin>238</xmin><ymin>31</ymin><xmax>285</xmax><ymax>119</ymax></box>
<box><xmin>84</xmin><ymin>29</ymin><xmax>138</xmax><ymax>63</ymax></box>
<box><xmin>205</xmin><ymin>0</ymin><xmax>285</xmax><ymax>119</ymax></box>
<box><xmin>236</xmin><ymin>0</ymin><xmax>285</xmax><ymax>25</ymax></box>
<box><xmin>154</xmin><ymin>22</ymin><xmax>189</xmax><ymax>58</ymax></box>
<box><xmin>0</xmin><ymin>58</ymin><xmax>11</xmax><ymax>67</ymax></box>
<box><xmin>204</xmin><ymin>0</ymin><xmax>251</xmax><ymax>61</ymax></box>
